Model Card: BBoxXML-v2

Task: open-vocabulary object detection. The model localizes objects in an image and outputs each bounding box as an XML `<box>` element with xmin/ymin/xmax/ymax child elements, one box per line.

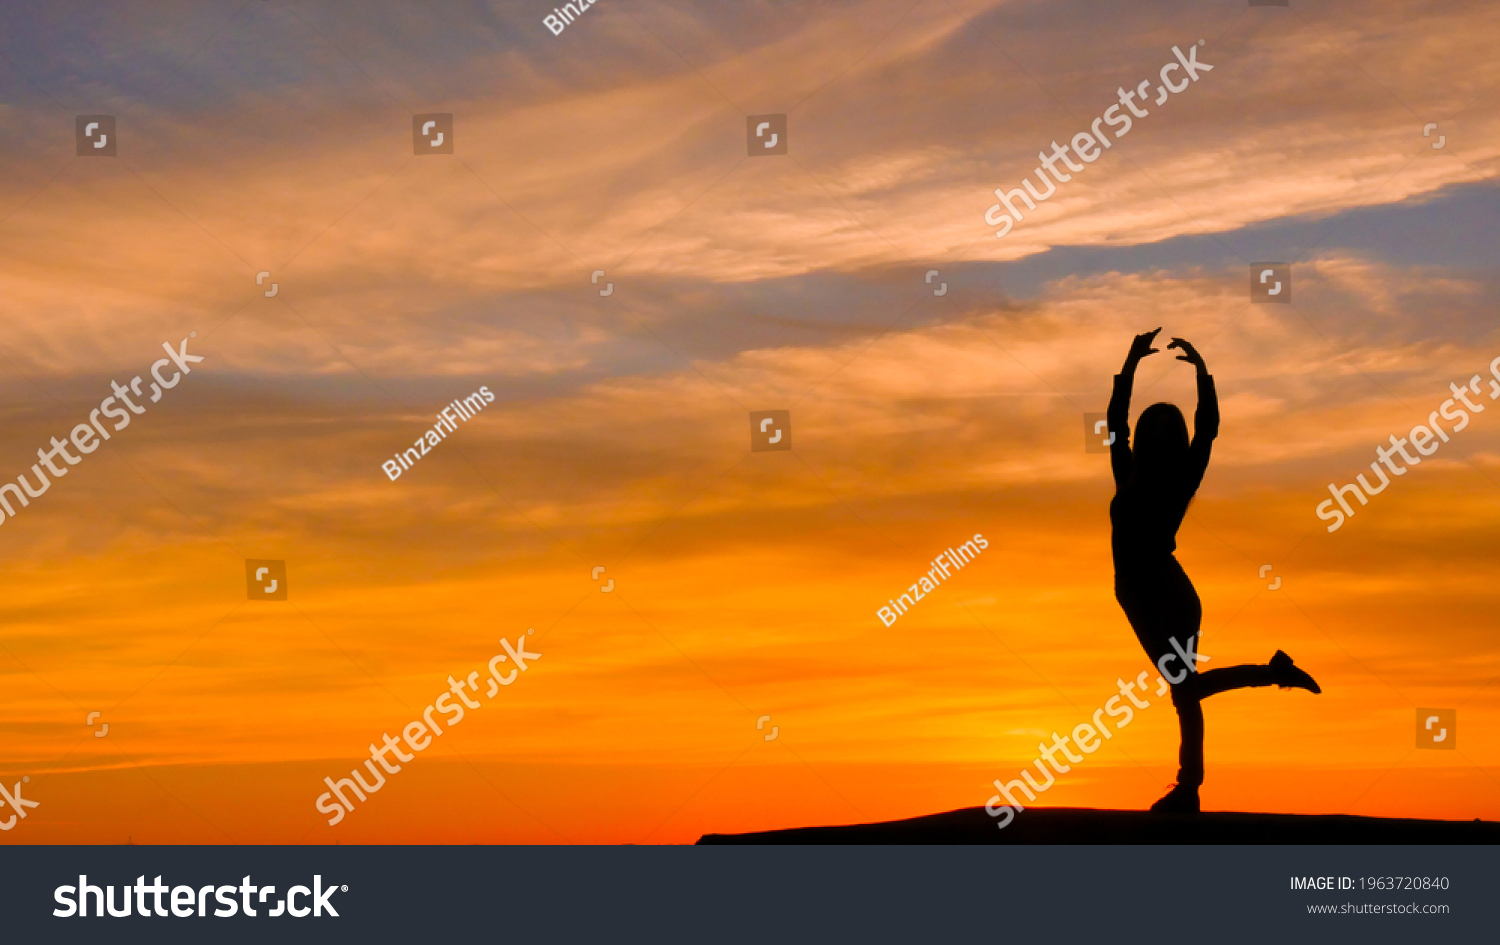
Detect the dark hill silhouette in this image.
<box><xmin>697</xmin><ymin>807</ymin><xmax>1499</xmax><ymax>844</ymax></box>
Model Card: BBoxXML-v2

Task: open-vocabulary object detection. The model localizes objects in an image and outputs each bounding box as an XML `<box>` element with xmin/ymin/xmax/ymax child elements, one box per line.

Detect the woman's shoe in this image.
<box><xmin>1149</xmin><ymin>782</ymin><xmax>1200</xmax><ymax>813</ymax></box>
<box><xmin>1270</xmin><ymin>650</ymin><xmax>1321</xmax><ymax>694</ymax></box>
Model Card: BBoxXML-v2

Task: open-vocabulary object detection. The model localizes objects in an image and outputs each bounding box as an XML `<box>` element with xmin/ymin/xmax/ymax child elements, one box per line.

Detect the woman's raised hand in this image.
<box><xmin>1168</xmin><ymin>337</ymin><xmax>1207</xmax><ymax>374</ymax></box>
<box><xmin>1125</xmin><ymin>327</ymin><xmax>1163</xmax><ymax>367</ymax></box>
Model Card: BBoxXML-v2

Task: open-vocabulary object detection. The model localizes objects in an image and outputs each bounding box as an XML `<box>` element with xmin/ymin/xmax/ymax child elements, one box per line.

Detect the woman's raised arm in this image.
<box><xmin>1108</xmin><ymin>328</ymin><xmax>1161</xmax><ymax>486</ymax></box>
<box><xmin>1169</xmin><ymin>337</ymin><xmax>1218</xmax><ymax>491</ymax></box>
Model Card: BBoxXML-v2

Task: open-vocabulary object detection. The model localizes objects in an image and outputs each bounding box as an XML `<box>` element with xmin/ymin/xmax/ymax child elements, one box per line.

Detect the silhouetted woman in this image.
<box><xmin>1109</xmin><ymin>328</ymin><xmax>1320</xmax><ymax>813</ymax></box>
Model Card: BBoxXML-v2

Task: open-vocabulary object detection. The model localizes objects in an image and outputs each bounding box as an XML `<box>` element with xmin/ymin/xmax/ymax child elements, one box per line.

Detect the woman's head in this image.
<box><xmin>1133</xmin><ymin>402</ymin><xmax>1188</xmax><ymax>483</ymax></box>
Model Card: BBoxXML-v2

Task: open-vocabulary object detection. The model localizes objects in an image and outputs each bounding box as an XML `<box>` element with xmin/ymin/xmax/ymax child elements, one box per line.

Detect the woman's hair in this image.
<box><xmin>1132</xmin><ymin>402</ymin><xmax>1189</xmax><ymax>485</ymax></box>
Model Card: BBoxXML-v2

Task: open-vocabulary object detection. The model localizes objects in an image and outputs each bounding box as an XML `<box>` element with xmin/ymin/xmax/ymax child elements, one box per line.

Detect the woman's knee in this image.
<box><xmin>1169</xmin><ymin>676</ymin><xmax>1202</xmax><ymax>708</ymax></box>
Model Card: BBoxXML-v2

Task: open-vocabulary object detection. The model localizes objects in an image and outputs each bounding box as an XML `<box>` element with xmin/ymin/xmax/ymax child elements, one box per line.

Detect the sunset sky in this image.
<box><xmin>2</xmin><ymin>0</ymin><xmax>1498</xmax><ymax>844</ymax></box>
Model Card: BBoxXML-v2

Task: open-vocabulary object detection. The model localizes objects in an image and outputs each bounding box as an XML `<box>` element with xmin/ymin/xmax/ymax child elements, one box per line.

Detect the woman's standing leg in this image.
<box><xmin>1153</xmin><ymin>566</ymin><xmax>1320</xmax><ymax>808</ymax></box>
<box><xmin>1166</xmin><ymin>561</ymin><xmax>1205</xmax><ymax>791</ymax></box>
<box><xmin>1171</xmin><ymin>685</ymin><xmax>1205</xmax><ymax>788</ymax></box>
<box><xmin>1117</xmin><ymin>563</ymin><xmax>1211</xmax><ymax>810</ymax></box>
